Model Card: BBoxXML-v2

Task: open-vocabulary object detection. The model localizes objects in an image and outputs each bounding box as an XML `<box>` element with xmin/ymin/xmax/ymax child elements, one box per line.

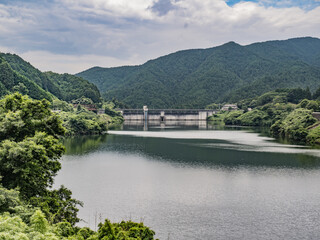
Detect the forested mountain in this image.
<box><xmin>0</xmin><ymin>56</ymin><xmax>52</xmax><ymax>100</ymax></box>
<box><xmin>77</xmin><ymin>37</ymin><xmax>320</xmax><ymax>108</ymax></box>
<box><xmin>0</xmin><ymin>53</ymin><xmax>102</xmax><ymax>103</ymax></box>
<box><xmin>44</xmin><ymin>71</ymin><xmax>102</xmax><ymax>103</ymax></box>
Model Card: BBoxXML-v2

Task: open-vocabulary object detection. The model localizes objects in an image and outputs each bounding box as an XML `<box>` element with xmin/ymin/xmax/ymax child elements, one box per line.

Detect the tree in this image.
<box><xmin>0</xmin><ymin>132</ymin><xmax>64</xmax><ymax>198</ymax></box>
<box><xmin>97</xmin><ymin>219</ymin><xmax>156</xmax><ymax>240</ymax></box>
<box><xmin>313</xmin><ymin>87</ymin><xmax>320</xmax><ymax>100</ymax></box>
<box><xmin>0</xmin><ymin>93</ymin><xmax>65</xmax><ymax>198</ymax></box>
<box><xmin>0</xmin><ymin>185</ymin><xmax>34</xmax><ymax>222</ymax></box>
<box><xmin>30</xmin><ymin>185</ymin><xmax>83</xmax><ymax>226</ymax></box>
<box><xmin>287</xmin><ymin>88</ymin><xmax>312</xmax><ymax>104</ymax></box>
<box><xmin>0</xmin><ymin>93</ymin><xmax>65</xmax><ymax>142</ymax></box>
<box><xmin>0</xmin><ymin>93</ymin><xmax>82</xmax><ymax>225</ymax></box>
<box><xmin>12</xmin><ymin>83</ymin><xmax>29</xmax><ymax>95</ymax></box>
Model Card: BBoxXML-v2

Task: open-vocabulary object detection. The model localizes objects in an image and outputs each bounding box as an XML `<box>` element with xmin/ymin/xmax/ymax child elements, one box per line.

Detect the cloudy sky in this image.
<box><xmin>0</xmin><ymin>0</ymin><xmax>319</xmax><ymax>73</ymax></box>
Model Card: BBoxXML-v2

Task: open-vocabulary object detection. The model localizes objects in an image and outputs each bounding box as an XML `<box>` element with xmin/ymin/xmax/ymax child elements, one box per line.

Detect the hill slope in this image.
<box><xmin>77</xmin><ymin>37</ymin><xmax>320</xmax><ymax>108</ymax></box>
<box><xmin>0</xmin><ymin>56</ymin><xmax>52</xmax><ymax>100</ymax></box>
<box><xmin>0</xmin><ymin>53</ymin><xmax>102</xmax><ymax>103</ymax></box>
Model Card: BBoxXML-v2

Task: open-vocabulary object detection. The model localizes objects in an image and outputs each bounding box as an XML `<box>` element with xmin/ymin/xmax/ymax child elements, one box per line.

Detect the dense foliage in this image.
<box><xmin>45</xmin><ymin>72</ymin><xmax>102</xmax><ymax>103</ymax></box>
<box><xmin>0</xmin><ymin>93</ymin><xmax>65</xmax><ymax>198</ymax></box>
<box><xmin>56</xmin><ymin>104</ymin><xmax>123</xmax><ymax>136</ymax></box>
<box><xmin>0</xmin><ymin>56</ymin><xmax>52</xmax><ymax>101</ymax></box>
<box><xmin>306</xmin><ymin>125</ymin><xmax>320</xmax><ymax>145</ymax></box>
<box><xmin>0</xmin><ymin>186</ymin><xmax>157</xmax><ymax>240</ymax></box>
<box><xmin>213</xmin><ymin>88</ymin><xmax>320</xmax><ymax>145</ymax></box>
<box><xmin>0</xmin><ymin>53</ymin><xmax>102</xmax><ymax>104</ymax></box>
<box><xmin>59</xmin><ymin>110</ymin><xmax>108</xmax><ymax>136</ymax></box>
<box><xmin>0</xmin><ymin>94</ymin><xmax>156</xmax><ymax>239</ymax></box>
<box><xmin>0</xmin><ymin>93</ymin><xmax>84</xmax><ymax>226</ymax></box>
<box><xmin>77</xmin><ymin>37</ymin><xmax>320</xmax><ymax>108</ymax></box>
<box><xmin>270</xmin><ymin>109</ymin><xmax>317</xmax><ymax>144</ymax></box>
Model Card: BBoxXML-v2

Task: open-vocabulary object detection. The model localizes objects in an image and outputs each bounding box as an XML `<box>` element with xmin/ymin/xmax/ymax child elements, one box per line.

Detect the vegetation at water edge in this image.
<box><xmin>0</xmin><ymin>93</ymin><xmax>157</xmax><ymax>239</ymax></box>
<box><xmin>208</xmin><ymin>88</ymin><xmax>320</xmax><ymax>145</ymax></box>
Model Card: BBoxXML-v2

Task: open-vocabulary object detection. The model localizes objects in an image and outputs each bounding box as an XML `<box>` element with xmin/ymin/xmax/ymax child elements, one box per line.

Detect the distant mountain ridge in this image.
<box><xmin>0</xmin><ymin>53</ymin><xmax>102</xmax><ymax>103</ymax></box>
<box><xmin>77</xmin><ymin>37</ymin><xmax>320</xmax><ymax>108</ymax></box>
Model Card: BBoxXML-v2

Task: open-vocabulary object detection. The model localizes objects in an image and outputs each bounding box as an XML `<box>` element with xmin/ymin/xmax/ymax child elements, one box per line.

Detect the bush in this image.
<box><xmin>224</xmin><ymin>111</ymin><xmax>242</xmax><ymax>125</ymax></box>
<box><xmin>271</xmin><ymin>108</ymin><xmax>317</xmax><ymax>143</ymax></box>
<box><xmin>306</xmin><ymin>125</ymin><xmax>320</xmax><ymax>145</ymax></box>
<box><xmin>237</xmin><ymin>109</ymin><xmax>268</xmax><ymax>126</ymax></box>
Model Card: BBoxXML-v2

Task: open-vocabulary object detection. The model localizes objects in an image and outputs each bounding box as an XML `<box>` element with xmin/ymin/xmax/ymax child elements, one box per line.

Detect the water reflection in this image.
<box><xmin>122</xmin><ymin>120</ymin><xmax>211</xmax><ymax>131</ymax></box>
<box><xmin>63</xmin><ymin>135</ymin><xmax>108</xmax><ymax>155</ymax></box>
<box><xmin>57</xmin><ymin>123</ymin><xmax>320</xmax><ymax>240</ymax></box>
<box><xmin>63</xmin><ymin>127</ymin><xmax>320</xmax><ymax>168</ymax></box>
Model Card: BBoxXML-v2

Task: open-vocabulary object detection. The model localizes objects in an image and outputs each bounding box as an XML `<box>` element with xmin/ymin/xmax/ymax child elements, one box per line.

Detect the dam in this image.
<box><xmin>118</xmin><ymin>106</ymin><xmax>216</xmax><ymax>121</ymax></box>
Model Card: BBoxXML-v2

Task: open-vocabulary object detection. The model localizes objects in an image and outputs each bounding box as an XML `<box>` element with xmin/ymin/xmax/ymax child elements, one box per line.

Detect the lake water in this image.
<box><xmin>55</xmin><ymin>121</ymin><xmax>320</xmax><ymax>239</ymax></box>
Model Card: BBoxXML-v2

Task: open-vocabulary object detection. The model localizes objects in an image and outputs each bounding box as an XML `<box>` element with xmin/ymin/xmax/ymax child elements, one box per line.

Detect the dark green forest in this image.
<box><xmin>78</xmin><ymin>37</ymin><xmax>320</xmax><ymax>109</ymax></box>
<box><xmin>0</xmin><ymin>56</ymin><xmax>53</xmax><ymax>101</ymax></box>
<box><xmin>0</xmin><ymin>53</ymin><xmax>102</xmax><ymax>104</ymax></box>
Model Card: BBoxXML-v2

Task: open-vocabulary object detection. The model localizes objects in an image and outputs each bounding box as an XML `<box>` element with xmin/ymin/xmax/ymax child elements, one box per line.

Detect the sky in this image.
<box><xmin>0</xmin><ymin>0</ymin><xmax>319</xmax><ymax>73</ymax></box>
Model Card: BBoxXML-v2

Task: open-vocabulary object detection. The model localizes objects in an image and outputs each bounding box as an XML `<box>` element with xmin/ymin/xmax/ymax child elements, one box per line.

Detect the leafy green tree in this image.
<box><xmin>97</xmin><ymin>219</ymin><xmax>156</xmax><ymax>240</ymax></box>
<box><xmin>30</xmin><ymin>210</ymin><xmax>49</xmax><ymax>234</ymax></box>
<box><xmin>30</xmin><ymin>185</ymin><xmax>83</xmax><ymax>226</ymax></box>
<box><xmin>205</xmin><ymin>103</ymin><xmax>219</xmax><ymax>110</ymax></box>
<box><xmin>0</xmin><ymin>185</ymin><xmax>34</xmax><ymax>223</ymax></box>
<box><xmin>0</xmin><ymin>93</ymin><xmax>65</xmax><ymax>198</ymax></box>
<box><xmin>0</xmin><ymin>93</ymin><xmax>82</xmax><ymax>226</ymax></box>
<box><xmin>0</xmin><ymin>93</ymin><xmax>65</xmax><ymax>141</ymax></box>
<box><xmin>287</xmin><ymin>88</ymin><xmax>312</xmax><ymax>104</ymax></box>
<box><xmin>12</xmin><ymin>83</ymin><xmax>29</xmax><ymax>95</ymax></box>
<box><xmin>0</xmin><ymin>209</ymin><xmax>66</xmax><ymax>240</ymax></box>
<box><xmin>72</xmin><ymin>97</ymin><xmax>94</xmax><ymax>105</ymax></box>
<box><xmin>224</xmin><ymin>111</ymin><xmax>242</xmax><ymax>125</ymax></box>
<box><xmin>51</xmin><ymin>99</ymin><xmax>74</xmax><ymax>112</ymax></box>
<box><xmin>270</xmin><ymin>108</ymin><xmax>317</xmax><ymax>143</ymax></box>
<box><xmin>0</xmin><ymin>132</ymin><xmax>64</xmax><ymax>198</ymax></box>
<box><xmin>236</xmin><ymin>109</ymin><xmax>268</xmax><ymax>126</ymax></box>
<box><xmin>58</xmin><ymin>109</ymin><xmax>110</xmax><ymax>136</ymax></box>
<box><xmin>105</xmin><ymin>107</ymin><xmax>122</xmax><ymax>118</ymax></box>
<box><xmin>307</xmin><ymin>125</ymin><xmax>320</xmax><ymax>145</ymax></box>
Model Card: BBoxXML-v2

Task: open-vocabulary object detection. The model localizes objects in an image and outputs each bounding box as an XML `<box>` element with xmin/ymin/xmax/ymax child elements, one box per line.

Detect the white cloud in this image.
<box><xmin>61</xmin><ymin>0</ymin><xmax>157</xmax><ymax>19</ymax></box>
<box><xmin>0</xmin><ymin>0</ymin><xmax>319</xmax><ymax>73</ymax></box>
<box><xmin>19</xmin><ymin>50</ymin><xmax>143</xmax><ymax>74</ymax></box>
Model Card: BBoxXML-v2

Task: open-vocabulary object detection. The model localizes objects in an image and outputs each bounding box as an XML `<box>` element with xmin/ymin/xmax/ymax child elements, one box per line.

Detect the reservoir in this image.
<box><xmin>55</xmin><ymin>121</ymin><xmax>320</xmax><ymax>240</ymax></box>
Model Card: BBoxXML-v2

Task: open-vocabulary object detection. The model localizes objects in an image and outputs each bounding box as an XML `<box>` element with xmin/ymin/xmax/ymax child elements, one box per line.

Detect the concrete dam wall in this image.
<box><xmin>119</xmin><ymin>108</ymin><xmax>216</xmax><ymax>121</ymax></box>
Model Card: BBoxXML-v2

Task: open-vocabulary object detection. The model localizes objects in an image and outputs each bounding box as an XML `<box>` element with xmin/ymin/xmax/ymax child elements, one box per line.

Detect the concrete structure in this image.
<box><xmin>312</xmin><ymin>112</ymin><xmax>320</xmax><ymax>121</ymax></box>
<box><xmin>73</xmin><ymin>104</ymin><xmax>97</xmax><ymax>111</ymax></box>
<box><xmin>221</xmin><ymin>104</ymin><xmax>238</xmax><ymax>111</ymax></box>
<box><xmin>97</xmin><ymin>109</ymin><xmax>105</xmax><ymax>115</ymax></box>
<box><xmin>118</xmin><ymin>108</ymin><xmax>216</xmax><ymax>121</ymax></box>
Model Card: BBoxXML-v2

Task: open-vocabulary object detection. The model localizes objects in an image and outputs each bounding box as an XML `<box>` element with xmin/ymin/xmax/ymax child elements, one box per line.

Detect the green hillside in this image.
<box><xmin>77</xmin><ymin>37</ymin><xmax>320</xmax><ymax>108</ymax></box>
<box><xmin>44</xmin><ymin>71</ymin><xmax>102</xmax><ymax>103</ymax></box>
<box><xmin>0</xmin><ymin>53</ymin><xmax>102</xmax><ymax>103</ymax></box>
<box><xmin>0</xmin><ymin>56</ymin><xmax>52</xmax><ymax>100</ymax></box>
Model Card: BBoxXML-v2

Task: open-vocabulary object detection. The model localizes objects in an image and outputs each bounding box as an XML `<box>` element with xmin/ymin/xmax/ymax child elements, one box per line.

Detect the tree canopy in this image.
<box><xmin>0</xmin><ymin>93</ymin><xmax>65</xmax><ymax>198</ymax></box>
<box><xmin>0</xmin><ymin>93</ymin><xmax>81</xmax><ymax>225</ymax></box>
